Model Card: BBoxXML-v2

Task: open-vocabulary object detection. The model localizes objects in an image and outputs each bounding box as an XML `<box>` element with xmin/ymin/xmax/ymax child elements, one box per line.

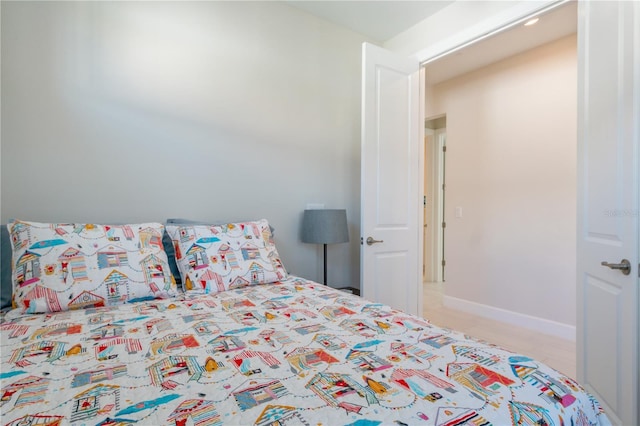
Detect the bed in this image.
<box><xmin>0</xmin><ymin>219</ymin><xmax>610</xmax><ymax>426</ymax></box>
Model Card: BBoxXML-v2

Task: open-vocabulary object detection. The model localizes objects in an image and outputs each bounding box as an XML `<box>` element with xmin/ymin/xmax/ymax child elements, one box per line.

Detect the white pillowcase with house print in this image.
<box><xmin>8</xmin><ymin>220</ymin><xmax>178</xmax><ymax>313</ymax></box>
<box><xmin>166</xmin><ymin>219</ymin><xmax>288</xmax><ymax>294</ymax></box>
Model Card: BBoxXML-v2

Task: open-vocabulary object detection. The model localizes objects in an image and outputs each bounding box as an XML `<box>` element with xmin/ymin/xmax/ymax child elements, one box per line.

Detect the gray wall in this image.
<box><xmin>1</xmin><ymin>1</ymin><xmax>369</xmax><ymax>288</ymax></box>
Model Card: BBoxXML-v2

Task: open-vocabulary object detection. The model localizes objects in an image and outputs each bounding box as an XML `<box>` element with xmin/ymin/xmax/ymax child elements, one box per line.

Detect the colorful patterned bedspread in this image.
<box><xmin>0</xmin><ymin>277</ymin><xmax>609</xmax><ymax>425</ymax></box>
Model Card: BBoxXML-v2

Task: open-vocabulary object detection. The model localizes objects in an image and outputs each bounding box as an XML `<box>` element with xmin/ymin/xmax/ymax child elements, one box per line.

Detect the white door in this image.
<box><xmin>361</xmin><ymin>43</ymin><xmax>422</xmax><ymax>315</ymax></box>
<box><xmin>577</xmin><ymin>1</ymin><xmax>639</xmax><ymax>425</ymax></box>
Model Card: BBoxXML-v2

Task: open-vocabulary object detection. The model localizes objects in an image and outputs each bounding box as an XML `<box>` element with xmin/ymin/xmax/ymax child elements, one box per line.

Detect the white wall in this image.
<box><xmin>426</xmin><ymin>35</ymin><xmax>577</xmax><ymax>329</ymax></box>
<box><xmin>0</xmin><ymin>1</ymin><xmax>371</xmax><ymax>288</ymax></box>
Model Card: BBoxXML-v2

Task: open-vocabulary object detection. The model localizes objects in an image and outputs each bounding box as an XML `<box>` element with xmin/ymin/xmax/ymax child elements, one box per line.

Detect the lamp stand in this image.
<box><xmin>323</xmin><ymin>243</ymin><xmax>328</xmax><ymax>285</ymax></box>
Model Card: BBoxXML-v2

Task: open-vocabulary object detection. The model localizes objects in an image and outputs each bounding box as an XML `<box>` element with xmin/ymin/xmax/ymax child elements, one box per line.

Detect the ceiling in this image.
<box><xmin>284</xmin><ymin>1</ymin><xmax>454</xmax><ymax>42</ymax></box>
<box><xmin>425</xmin><ymin>1</ymin><xmax>577</xmax><ymax>84</ymax></box>
<box><xmin>284</xmin><ymin>1</ymin><xmax>577</xmax><ymax>85</ymax></box>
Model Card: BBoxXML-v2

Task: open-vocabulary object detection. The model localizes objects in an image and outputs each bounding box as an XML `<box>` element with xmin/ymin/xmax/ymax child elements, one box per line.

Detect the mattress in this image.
<box><xmin>0</xmin><ymin>277</ymin><xmax>609</xmax><ymax>425</ymax></box>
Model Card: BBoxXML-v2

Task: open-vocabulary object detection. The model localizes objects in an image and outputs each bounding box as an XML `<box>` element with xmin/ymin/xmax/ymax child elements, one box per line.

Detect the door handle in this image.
<box><xmin>600</xmin><ymin>259</ymin><xmax>631</xmax><ymax>275</ymax></box>
<box><xmin>366</xmin><ymin>237</ymin><xmax>384</xmax><ymax>246</ymax></box>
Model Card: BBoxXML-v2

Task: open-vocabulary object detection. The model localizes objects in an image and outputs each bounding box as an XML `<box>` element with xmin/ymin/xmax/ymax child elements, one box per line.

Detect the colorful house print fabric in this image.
<box><xmin>8</xmin><ymin>220</ymin><xmax>178</xmax><ymax>313</ymax></box>
<box><xmin>0</xmin><ymin>277</ymin><xmax>610</xmax><ymax>425</ymax></box>
<box><xmin>166</xmin><ymin>220</ymin><xmax>287</xmax><ymax>294</ymax></box>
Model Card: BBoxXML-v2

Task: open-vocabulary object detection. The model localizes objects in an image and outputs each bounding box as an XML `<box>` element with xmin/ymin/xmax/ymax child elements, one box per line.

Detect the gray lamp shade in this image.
<box><xmin>301</xmin><ymin>209</ymin><xmax>349</xmax><ymax>244</ymax></box>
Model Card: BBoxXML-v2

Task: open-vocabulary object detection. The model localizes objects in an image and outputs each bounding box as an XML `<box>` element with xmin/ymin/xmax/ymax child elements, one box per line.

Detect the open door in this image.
<box><xmin>577</xmin><ymin>1</ymin><xmax>639</xmax><ymax>424</ymax></box>
<box><xmin>361</xmin><ymin>43</ymin><xmax>422</xmax><ymax>315</ymax></box>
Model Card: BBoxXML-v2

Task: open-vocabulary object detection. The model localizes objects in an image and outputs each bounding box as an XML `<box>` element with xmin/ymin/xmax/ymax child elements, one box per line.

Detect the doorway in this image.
<box><xmin>419</xmin><ymin>3</ymin><xmax>579</xmax><ymax>342</ymax></box>
<box><xmin>423</xmin><ymin>115</ymin><xmax>446</xmax><ymax>283</ymax></box>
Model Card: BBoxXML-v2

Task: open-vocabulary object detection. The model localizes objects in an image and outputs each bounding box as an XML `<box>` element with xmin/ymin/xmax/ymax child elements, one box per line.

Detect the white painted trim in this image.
<box><xmin>416</xmin><ymin>67</ymin><xmax>426</xmax><ymax>318</ymax></box>
<box><xmin>443</xmin><ymin>294</ymin><xmax>576</xmax><ymax>342</ymax></box>
<box><xmin>414</xmin><ymin>0</ymin><xmax>568</xmax><ymax>64</ymax></box>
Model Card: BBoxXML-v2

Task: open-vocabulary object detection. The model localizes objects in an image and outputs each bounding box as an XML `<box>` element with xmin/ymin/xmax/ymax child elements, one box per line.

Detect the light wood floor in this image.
<box><xmin>422</xmin><ymin>282</ymin><xmax>577</xmax><ymax>379</ymax></box>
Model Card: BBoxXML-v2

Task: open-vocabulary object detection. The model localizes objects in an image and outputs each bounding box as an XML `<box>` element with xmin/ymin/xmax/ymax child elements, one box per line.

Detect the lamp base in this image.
<box><xmin>323</xmin><ymin>244</ymin><xmax>328</xmax><ymax>285</ymax></box>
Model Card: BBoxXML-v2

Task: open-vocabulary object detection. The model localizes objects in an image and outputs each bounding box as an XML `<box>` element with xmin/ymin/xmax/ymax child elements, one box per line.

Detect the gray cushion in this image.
<box><xmin>162</xmin><ymin>224</ymin><xmax>181</xmax><ymax>285</ymax></box>
<box><xmin>1</xmin><ymin>225</ymin><xmax>12</xmax><ymax>309</ymax></box>
<box><xmin>166</xmin><ymin>218</ymin><xmax>275</xmax><ymax>234</ymax></box>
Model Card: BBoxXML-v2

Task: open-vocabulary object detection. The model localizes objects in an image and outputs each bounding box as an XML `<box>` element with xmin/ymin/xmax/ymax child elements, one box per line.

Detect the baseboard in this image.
<box><xmin>442</xmin><ymin>295</ymin><xmax>576</xmax><ymax>342</ymax></box>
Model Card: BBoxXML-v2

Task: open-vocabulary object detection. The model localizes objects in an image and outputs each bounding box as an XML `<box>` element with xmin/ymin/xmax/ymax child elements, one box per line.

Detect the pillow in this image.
<box><xmin>8</xmin><ymin>220</ymin><xmax>179</xmax><ymax>314</ymax></box>
<box><xmin>1</xmin><ymin>225</ymin><xmax>12</xmax><ymax>309</ymax></box>
<box><xmin>166</xmin><ymin>218</ymin><xmax>275</xmax><ymax>235</ymax></box>
<box><xmin>166</xmin><ymin>219</ymin><xmax>287</xmax><ymax>294</ymax></box>
<box><xmin>164</xmin><ymin>218</ymin><xmax>276</xmax><ymax>287</ymax></box>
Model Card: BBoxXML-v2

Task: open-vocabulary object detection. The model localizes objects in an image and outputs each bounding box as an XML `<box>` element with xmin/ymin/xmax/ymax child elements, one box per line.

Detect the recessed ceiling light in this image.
<box><xmin>524</xmin><ymin>18</ymin><xmax>540</xmax><ymax>26</ymax></box>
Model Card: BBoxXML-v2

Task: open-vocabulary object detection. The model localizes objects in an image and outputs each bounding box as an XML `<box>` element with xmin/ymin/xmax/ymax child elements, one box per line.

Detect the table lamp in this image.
<box><xmin>301</xmin><ymin>209</ymin><xmax>349</xmax><ymax>285</ymax></box>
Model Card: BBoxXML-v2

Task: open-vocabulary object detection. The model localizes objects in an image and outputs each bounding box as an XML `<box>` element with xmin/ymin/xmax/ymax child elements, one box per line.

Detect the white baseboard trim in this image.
<box><xmin>442</xmin><ymin>295</ymin><xmax>576</xmax><ymax>342</ymax></box>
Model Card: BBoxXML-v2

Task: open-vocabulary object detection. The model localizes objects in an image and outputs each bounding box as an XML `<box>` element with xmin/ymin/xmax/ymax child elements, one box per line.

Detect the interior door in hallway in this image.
<box><xmin>423</xmin><ymin>131</ymin><xmax>434</xmax><ymax>282</ymax></box>
<box><xmin>423</xmin><ymin>122</ymin><xmax>446</xmax><ymax>283</ymax></box>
